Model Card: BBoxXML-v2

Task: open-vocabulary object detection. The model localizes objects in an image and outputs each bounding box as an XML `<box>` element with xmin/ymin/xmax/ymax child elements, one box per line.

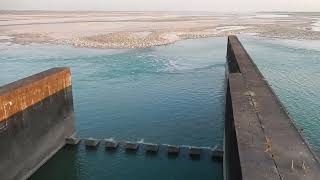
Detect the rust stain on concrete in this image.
<box><xmin>0</xmin><ymin>67</ymin><xmax>71</xmax><ymax>121</ymax></box>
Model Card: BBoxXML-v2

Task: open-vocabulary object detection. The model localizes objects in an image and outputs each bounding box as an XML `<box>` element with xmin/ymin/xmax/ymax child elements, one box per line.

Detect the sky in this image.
<box><xmin>0</xmin><ymin>0</ymin><xmax>319</xmax><ymax>12</ymax></box>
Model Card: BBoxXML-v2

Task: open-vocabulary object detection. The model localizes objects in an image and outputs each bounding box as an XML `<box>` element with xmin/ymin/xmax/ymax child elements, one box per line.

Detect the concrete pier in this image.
<box><xmin>0</xmin><ymin>67</ymin><xmax>75</xmax><ymax>180</ymax></box>
<box><xmin>224</xmin><ymin>36</ymin><xmax>320</xmax><ymax>180</ymax></box>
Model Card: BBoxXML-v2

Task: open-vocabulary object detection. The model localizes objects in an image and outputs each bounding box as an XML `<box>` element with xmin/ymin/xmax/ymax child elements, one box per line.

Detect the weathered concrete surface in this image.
<box><xmin>84</xmin><ymin>138</ymin><xmax>100</xmax><ymax>147</ymax></box>
<box><xmin>167</xmin><ymin>145</ymin><xmax>180</xmax><ymax>155</ymax></box>
<box><xmin>105</xmin><ymin>141</ymin><xmax>119</xmax><ymax>149</ymax></box>
<box><xmin>125</xmin><ymin>142</ymin><xmax>139</xmax><ymax>150</ymax></box>
<box><xmin>0</xmin><ymin>68</ymin><xmax>71</xmax><ymax>121</ymax></box>
<box><xmin>0</xmin><ymin>67</ymin><xmax>75</xmax><ymax>180</ymax></box>
<box><xmin>210</xmin><ymin>149</ymin><xmax>223</xmax><ymax>159</ymax></box>
<box><xmin>65</xmin><ymin>137</ymin><xmax>80</xmax><ymax>145</ymax></box>
<box><xmin>189</xmin><ymin>147</ymin><xmax>202</xmax><ymax>156</ymax></box>
<box><xmin>144</xmin><ymin>143</ymin><xmax>159</xmax><ymax>153</ymax></box>
<box><xmin>224</xmin><ymin>36</ymin><xmax>320</xmax><ymax>180</ymax></box>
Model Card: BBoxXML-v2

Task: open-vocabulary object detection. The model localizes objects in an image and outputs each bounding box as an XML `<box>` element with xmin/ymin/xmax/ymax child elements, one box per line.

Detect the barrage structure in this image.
<box><xmin>0</xmin><ymin>36</ymin><xmax>319</xmax><ymax>180</ymax></box>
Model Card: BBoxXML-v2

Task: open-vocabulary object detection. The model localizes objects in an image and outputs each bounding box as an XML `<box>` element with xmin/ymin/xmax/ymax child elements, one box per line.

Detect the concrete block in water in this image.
<box><xmin>210</xmin><ymin>149</ymin><xmax>223</xmax><ymax>159</ymax></box>
<box><xmin>84</xmin><ymin>138</ymin><xmax>100</xmax><ymax>147</ymax></box>
<box><xmin>167</xmin><ymin>145</ymin><xmax>180</xmax><ymax>154</ymax></box>
<box><xmin>189</xmin><ymin>147</ymin><xmax>202</xmax><ymax>156</ymax></box>
<box><xmin>105</xmin><ymin>140</ymin><xmax>119</xmax><ymax>149</ymax></box>
<box><xmin>65</xmin><ymin>137</ymin><xmax>80</xmax><ymax>145</ymax></box>
<box><xmin>125</xmin><ymin>142</ymin><xmax>139</xmax><ymax>150</ymax></box>
<box><xmin>144</xmin><ymin>143</ymin><xmax>159</xmax><ymax>153</ymax></box>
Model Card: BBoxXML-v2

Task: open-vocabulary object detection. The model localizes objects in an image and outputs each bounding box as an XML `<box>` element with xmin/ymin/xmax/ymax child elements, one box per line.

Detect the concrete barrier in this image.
<box><xmin>224</xmin><ymin>36</ymin><xmax>320</xmax><ymax>180</ymax></box>
<box><xmin>0</xmin><ymin>67</ymin><xmax>75</xmax><ymax>180</ymax></box>
<box><xmin>64</xmin><ymin>137</ymin><xmax>223</xmax><ymax>159</ymax></box>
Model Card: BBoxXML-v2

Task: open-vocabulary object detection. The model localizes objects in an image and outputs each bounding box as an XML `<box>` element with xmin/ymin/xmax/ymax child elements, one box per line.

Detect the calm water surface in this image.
<box><xmin>0</xmin><ymin>36</ymin><xmax>319</xmax><ymax>179</ymax></box>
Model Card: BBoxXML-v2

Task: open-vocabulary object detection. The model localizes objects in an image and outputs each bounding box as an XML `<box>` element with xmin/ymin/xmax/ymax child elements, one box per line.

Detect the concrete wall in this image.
<box><xmin>224</xmin><ymin>36</ymin><xmax>320</xmax><ymax>180</ymax></box>
<box><xmin>224</xmin><ymin>80</ymin><xmax>242</xmax><ymax>180</ymax></box>
<box><xmin>0</xmin><ymin>67</ymin><xmax>75</xmax><ymax>180</ymax></box>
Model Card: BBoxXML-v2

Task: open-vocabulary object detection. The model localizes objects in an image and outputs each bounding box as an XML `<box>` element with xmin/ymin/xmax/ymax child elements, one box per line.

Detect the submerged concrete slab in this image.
<box><xmin>189</xmin><ymin>147</ymin><xmax>202</xmax><ymax>156</ymax></box>
<box><xmin>144</xmin><ymin>143</ymin><xmax>159</xmax><ymax>153</ymax></box>
<box><xmin>167</xmin><ymin>145</ymin><xmax>180</xmax><ymax>155</ymax></box>
<box><xmin>84</xmin><ymin>138</ymin><xmax>100</xmax><ymax>147</ymax></box>
<box><xmin>210</xmin><ymin>150</ymin><xmax>223</xmax><ymax>159</ymax></box>
<box><xmin>124</xmin><ymin>142</ymin><xmax>139</xmax><ymax>150</ymax></box>
<box><xmin>65</xmin><ymin>137</ymin><xmax>80</xmax><ymax>145</ymax></box>
<box><xmin>105</xmin><ymin>140</ymin><xmax>119</xmax><ymax>150</ymax></box>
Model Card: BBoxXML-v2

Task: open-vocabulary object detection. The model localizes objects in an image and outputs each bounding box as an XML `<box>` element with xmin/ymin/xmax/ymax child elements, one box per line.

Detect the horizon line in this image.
<box><xmin>1</xmin><ymin>9</ymin><xmax>320</xmax><ymax>13</ymax></box>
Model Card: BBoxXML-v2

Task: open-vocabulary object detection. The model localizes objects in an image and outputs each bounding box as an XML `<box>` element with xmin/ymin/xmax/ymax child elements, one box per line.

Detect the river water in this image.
<box><xmin>0</xmin><ymin>36</ymin><xmax>319</xmax><ymax>180</ymax></box>
<box><xmin>0</xmin><ymin>38</ymin><xmax>226</xmax><ymax>180</ymax></box>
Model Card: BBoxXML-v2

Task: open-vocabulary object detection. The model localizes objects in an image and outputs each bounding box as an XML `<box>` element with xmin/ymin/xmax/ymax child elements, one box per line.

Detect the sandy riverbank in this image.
<box><xmin>1</xmin><ymin>11</ymin><xmax>320</xmax><ymax>48</ymax></box>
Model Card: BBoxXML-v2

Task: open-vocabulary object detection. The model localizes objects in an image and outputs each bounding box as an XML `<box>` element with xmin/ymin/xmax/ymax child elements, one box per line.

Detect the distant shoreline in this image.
<box><xmin>0</xmin><ymin>11</ymin><xmax>319</xmax><ymax>49</ymax></box>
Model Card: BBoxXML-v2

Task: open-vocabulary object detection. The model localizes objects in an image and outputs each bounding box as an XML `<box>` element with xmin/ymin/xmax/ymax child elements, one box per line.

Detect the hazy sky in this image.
<box><xmin>0</xmin><ymin>0</ymin><xmax>319</xmax><ymax>12</ymax></box>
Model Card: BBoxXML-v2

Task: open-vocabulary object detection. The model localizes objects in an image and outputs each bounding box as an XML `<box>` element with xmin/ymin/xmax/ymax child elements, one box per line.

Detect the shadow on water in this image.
<box><xmin>212</xmin><ymin>156</ymin><xmax>223</xmax><ymax>162</ymax></box>
<box><xmin>189</xmin><ymin>155</ymin><xmax>201</xmax><ymax>161</ymax></box>
<box><xmin>105</xmin><ymin>148</ymin><xmax>118</xmax><ymax>154</ymax></box>
<box><xmin>64</xmin><ymin>144</ymin><xmax>80</xmax><ymax>150</ymax></box>
<box><xmin>29</xmin><ymin>146</ymin><xmax>79</xmax><ymax>180</ymax></box>
<box><xmin>167</xmin><ymin>153</ymin><xmax>179</xmax><ymax>160</ymax></box>
<box><xmin>145</xmin><ymin>151</ymin><xmax>158</xmax><ymax>158</ymax></box>
<box><xmin>85</xmin><ymin>146</ymin><xmax>99</xmax><ymax>151</ymax></box>
<box><xmin>125</xmin><ymin>149</ymin><xmax>139</xmax><ymax>155</ymax></box>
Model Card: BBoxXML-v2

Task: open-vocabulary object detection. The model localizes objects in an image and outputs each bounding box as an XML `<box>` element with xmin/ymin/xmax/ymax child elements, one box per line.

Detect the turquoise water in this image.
<box><xmin>0</xmin><ymin>36</ymin><xmax>319</xmax><ymax>179</ymax></box>
<box><xmin>240</xmin><ymin>36</ymin><xmax>320</xmax><ymax>153</ymax></box>
<box><xmin>0</xmin><ymin>38</ymin><xmax>226</xmax><ymax>180</ymax></box>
